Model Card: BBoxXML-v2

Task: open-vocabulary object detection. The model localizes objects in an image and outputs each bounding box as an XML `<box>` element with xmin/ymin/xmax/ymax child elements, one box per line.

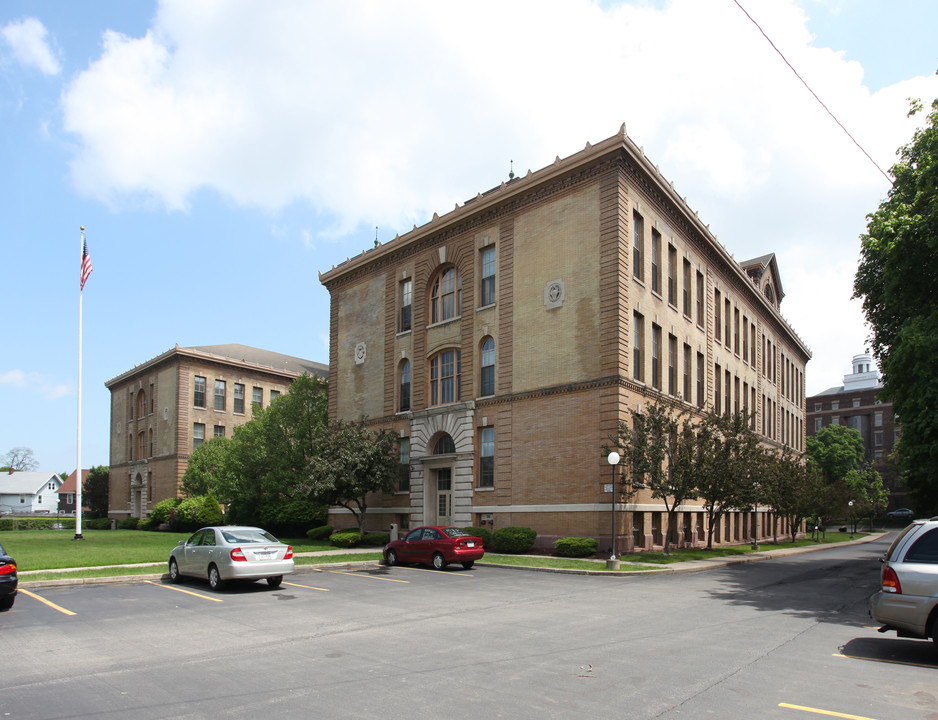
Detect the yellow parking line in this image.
<box><xmin>779</xmin><ymin>703</ymin><xmax>878</xmax><ymax>720</ymax></box>
<box><xmin>325</xmin><ymin>569</ymin><xmax>409</xmax><ymax>583</ymax></box>
<box><xmin>833</xmin><ymin>651</ymin><xmax>938</xmax><ymax>670</ymax></box>
<box><xmin>144</xmin><ymin>580</ymin><xmax>222</xmax><ymax>602</ymax></box>
<box><xmin>283</xmin><ymin>581</ymin><xmax>330</xmax><ymax>592</ymax></box>
<box><xmin>393</xmin><ymin>566</ymin><xmax>474</xmax><ymax>577</ymax></box>
<box><xmin>18</xmin><ymin>589</ymin><xmax>77</xmax><ymax>616</ymax></box>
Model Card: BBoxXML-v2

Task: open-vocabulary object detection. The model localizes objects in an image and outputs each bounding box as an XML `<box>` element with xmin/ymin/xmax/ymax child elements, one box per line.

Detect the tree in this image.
<box><xmin>2</xmin><ymin>447</ymin><xmax>38</xmax><ymax>472</ymax></box>
<box><xmin>181</xmin><ymin>437</ymin><xmax>231</xmax><ymax>497</ymax></box>
<box><xmin>610</xmin><ymin>402</ymin><xmax>698</xmax><ymax>555</ymax></box>
<box><xmin>84</xmin><ymin>465</ymin><xmax>110</xmax><ymax>518</ymax></box>
<box><xmin>762</xmin><ymin>449</ymin><xmax>824</xmax><ymax>542</ymax></box>
<box><xmin>854</xmin><ymin>97</ymin><xmax>938</xmax><ymax>511</ymax></box>
<box><xmin>805</xmin><ymin>425</ymin><xmax>864</xmax><ymax>485</ymax></box>
<box><xmin>303</xmin><ymin>420</ymin><xmax>401</xmax><ymax>534</ymax></box>
<box><xmin>845</xmin><ymin>465</ymin><xmax>888</xmax><ymax>532</ymax></box>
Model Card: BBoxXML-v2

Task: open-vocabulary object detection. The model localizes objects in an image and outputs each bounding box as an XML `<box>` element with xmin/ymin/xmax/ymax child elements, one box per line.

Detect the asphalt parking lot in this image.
<box><xmin>2</xmin><ymin>539</ymin><xmax>937</xmax><ymax>720</ymax></box>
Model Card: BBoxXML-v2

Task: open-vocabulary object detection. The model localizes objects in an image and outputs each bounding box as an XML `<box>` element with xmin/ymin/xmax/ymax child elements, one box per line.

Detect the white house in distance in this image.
<box><xmin>0</xmin><ymin>471</ymin><xmax>64</xmax><ymax>514</ymax></box>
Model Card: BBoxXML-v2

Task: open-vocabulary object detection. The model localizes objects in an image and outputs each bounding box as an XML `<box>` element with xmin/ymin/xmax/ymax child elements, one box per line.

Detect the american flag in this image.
<box><xmin>80</xmin><ymin>237</ymin><xmax>93</xmax><ymax>291</ymax></box>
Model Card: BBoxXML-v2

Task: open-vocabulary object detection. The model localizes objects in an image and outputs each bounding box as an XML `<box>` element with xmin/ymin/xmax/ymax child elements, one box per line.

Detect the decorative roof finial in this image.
<box><xmin>508</xmin><ymin>160</ymin><xmax>514</xmax><ymax>181</ymax></box>
<box><xmin>374</xmin><ymin>226</ymin><xmax>379</xmax><ymax>248</ymax></box>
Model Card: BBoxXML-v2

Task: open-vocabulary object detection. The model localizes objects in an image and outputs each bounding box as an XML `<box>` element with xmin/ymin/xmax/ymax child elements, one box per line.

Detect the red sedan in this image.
<box><xmin>384</xmin><ymin>526</ymin><xmax>484</xmax><ymax>570</ymax></box>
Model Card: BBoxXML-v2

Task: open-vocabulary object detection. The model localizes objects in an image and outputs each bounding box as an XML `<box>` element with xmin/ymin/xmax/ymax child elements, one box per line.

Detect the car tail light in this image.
<box><xmin>284</xmin><ymin>546</ymin><xmax>294</xmax><ymax>560</ymax></box>
<box><xmin>882</xmin><ymin>566</ymin><xmax>902</xmax><ymax>594</ymax></box>
<box><xmin>230</xmin><ymin>547</ymin><xmax>247</xmax><ymax>562</ymax></box>
<box><xmin>0</xmin><ymin>562</ymin><xmax>15</xmax><ymax>575</ymax></box>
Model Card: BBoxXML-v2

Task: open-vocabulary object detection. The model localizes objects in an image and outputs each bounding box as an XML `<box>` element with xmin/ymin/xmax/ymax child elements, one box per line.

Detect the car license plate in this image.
<box><xmin>467</xmin><ymin>541</ymin><xmax>475</xmax><ymax>547</ymax></box>
<box><xmin>256</xmin><ymin>551</ymin><xmax>274</xmax><ymax>559</ymax></box>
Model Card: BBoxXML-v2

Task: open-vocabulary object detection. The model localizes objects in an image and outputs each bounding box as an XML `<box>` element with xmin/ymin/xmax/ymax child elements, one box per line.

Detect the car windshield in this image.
<box><xmin>222</xmin><ymin>529</ymin><xmax>278</xmax><ymax>544</ymax></box>
<box><xmin>442</xmin><ymin>528</ymin><xmax>472</xmax><ymax>537</ymax></box>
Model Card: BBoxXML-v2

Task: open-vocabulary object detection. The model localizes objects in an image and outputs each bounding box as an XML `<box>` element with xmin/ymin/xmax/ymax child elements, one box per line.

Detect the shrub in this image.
<box><xmin>0</xmin><ymin>517</ymin><xmax>76</xmax><ymax>531</ymax></box>
<box><xmin>554</xmin><ymin>536</ymin><xmax>599</xmax><ymax>558</ymax></box>
<box><xmin>492</xmin><ymin>526</ymin><xmax>537</xmax><ymax>554</ymax></box>
<box><xmin>149</xmin><ymin>497</ymin><xmax>182</xmax><ymax>526</ymax></box>
<box><xmin>118</xmin><ymin>517</ymin><xmax>140</xmax><ymax>530</ymax></box>
<box><xmin>463</xmin><ymin>526</ymin><xmax>493</xmax><ymax>548</ymax></box>
<box><xmin>362</xmin><ymin>532</ymin><xmax>390</xmax><ymax>546</ymax></box>
<box><xmin>307</xmin><ymin>525</ymin><xmax>334</xmax><ymax>541</ymax></box>
<box><xmin>84</xmin><ymin>517</ymin><xmax>112</xmax><ymax>530</ymax></box>
<box><xmin>138</xmin><ymin>516</ymin><xmax>158</xmax><ymax>531</ymax></box>
<box><xmin>330</xmin><ymin>531</ymin><xmax>364</xmax><ymax>548</ymax></box>
<box><xmin>195</xmin><ymin>493</ymin><xmax>225</xmax><ymax>527</ymax></box>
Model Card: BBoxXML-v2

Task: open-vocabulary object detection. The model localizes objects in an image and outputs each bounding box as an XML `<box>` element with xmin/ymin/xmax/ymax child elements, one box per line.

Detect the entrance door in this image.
<box><xmin>436</xmin><ymin>468</ymin><xmax>452</xmax><ymax>525</ymax></box>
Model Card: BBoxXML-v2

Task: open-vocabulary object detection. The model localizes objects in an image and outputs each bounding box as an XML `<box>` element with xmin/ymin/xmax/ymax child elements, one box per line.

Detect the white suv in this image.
<box><xmin>870</xmin><ymin>516</ymin><xmax>938</xmax><ymax>647</ymax></box>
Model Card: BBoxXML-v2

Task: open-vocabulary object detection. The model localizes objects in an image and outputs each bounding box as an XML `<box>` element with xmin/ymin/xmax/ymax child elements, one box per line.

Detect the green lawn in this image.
<box><xmin>1</xmin><ymin>529</ymin><xmax>334</xmax><ymax>571</ymax></box>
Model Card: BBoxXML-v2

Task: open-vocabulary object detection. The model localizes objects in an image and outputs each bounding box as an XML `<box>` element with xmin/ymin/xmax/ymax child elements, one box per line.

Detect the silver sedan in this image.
<box><xmin>168</xmin><ymin>526</ymin><xmax>294</xmax><ymax>590</ymax></box>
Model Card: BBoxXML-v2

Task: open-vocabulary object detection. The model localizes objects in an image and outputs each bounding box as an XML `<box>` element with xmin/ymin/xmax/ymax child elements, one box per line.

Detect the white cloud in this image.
<box><xmin>58</xmin><ymin>0</ymin><xmax>938</xmax><ymax>389</ymax></box>
<box><xmin>1</xmin><ymin>17</ymin><xmax>61</xmax><ymax>75</ymax></box>
<box><xmin>0</xmin><ymin>369</ymin><xmax>71</xmax><ymax>400</ymax></box>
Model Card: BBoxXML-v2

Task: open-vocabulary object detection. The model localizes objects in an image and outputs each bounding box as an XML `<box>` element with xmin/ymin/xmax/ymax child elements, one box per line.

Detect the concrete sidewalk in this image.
<box><xmin>16</xmin><ymin>534</ymin><xmax>887</xmax><ymax>588</ymax></box>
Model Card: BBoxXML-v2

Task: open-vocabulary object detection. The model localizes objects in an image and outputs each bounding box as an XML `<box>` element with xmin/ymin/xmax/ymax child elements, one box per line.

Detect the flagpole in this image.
<box><xmin>75</xmin><ymin>226</ymin><xmax>85</xmax><ymax>540</ymax></box>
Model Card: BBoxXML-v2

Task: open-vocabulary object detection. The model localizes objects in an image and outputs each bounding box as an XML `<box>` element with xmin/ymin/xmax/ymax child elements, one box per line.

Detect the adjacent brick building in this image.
<box><xmin>319</xmin><ymin>126</ymin><xmax>810</xmax><ymax>551</ymax></box>
<box><xmin>104</xmin><ymin>344</ymin><xmax>327</xmax><ymax>519</ymax></box>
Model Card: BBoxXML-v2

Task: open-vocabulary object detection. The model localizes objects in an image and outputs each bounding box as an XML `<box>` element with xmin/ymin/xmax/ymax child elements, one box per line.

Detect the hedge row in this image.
<box><xmin>0</xmin><ymin>517</ymin><xmax>77</xmax><ymax>531</ymax></box>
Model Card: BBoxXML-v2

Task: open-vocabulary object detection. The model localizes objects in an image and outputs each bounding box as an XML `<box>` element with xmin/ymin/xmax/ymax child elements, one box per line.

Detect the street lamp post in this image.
<box><xmin>607</xmin><ymin>451</ymin><xmax>621</xmax><ymax>570</ymax></box>
<box><xmin>751</xmin><ymin>482</ymin><xmax>761</xmax><ymax>551</ymax></box>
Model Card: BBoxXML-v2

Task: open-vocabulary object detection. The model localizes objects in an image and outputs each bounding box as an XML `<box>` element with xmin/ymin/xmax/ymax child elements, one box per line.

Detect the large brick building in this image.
<box><xmin>319</xmin><ymin>127</ymin><xmax>810</xmax><ymax>551</ymax></box>
<box><xmin>104</xmin><ymin>344</ymin><xmax>327</xmax><ymax>519</ymax></box>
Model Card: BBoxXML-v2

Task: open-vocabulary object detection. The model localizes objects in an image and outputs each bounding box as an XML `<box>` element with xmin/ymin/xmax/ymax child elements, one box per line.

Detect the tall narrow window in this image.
<box><xmin>632</xmin><ymin>211</ymin><xmax>644</xmax><ymax>281</ymax></box>
<box><xmin>252</xmin><ymin>386</ymin><xmax>263</xmax><ymax>409</ymax></box>
<box><xmin>651</xmin><ymin>324</ymin><xmax>661</xmax><ymax>390</ymax></box>
<box><xmin>193</xmin><ymin>423</ymin><xmax>205</xmax><ymax>451</ymax></box>
<box><xmin>667</xmin><ymin>245</ymin><xmax>677</xmax><ymax>306</ymax></box>
<box><xmin>734</xmin><ymin>307</ymin><xmax>740</xmax><ymax>355</ymax></box>
<box><xmin>430</xmin><ymin>349</ymin><xmax>461</xmax><ymax>406</ymax></box>
<box><xmin>724</xmin><ymin>298</ymin><xmax>732</xmax><ymax>346</ymax></box>
<box><xmin>400</xmin><ymin>279</ymin><xmax>412</xmax><ymax>332</ymax></box>
<box><xmin>234</xmin><ymin>383</ymin><xmax>245</xmax><ymax>414</ymax></box>
<box><xmin>399</xmin><ymin>437</ymin><xmax>410</xmax><ymax>491</ymax></box>
<box><xmin>734</xmin><ymin>376</ymin><xmax>740</xmax><ymax>414</ymax></box>
<box><xmin>714</xmin><ymin>364</ymin><xmax>722</xmax><ymax>414</ymax></box>
<box><xmin>633</xmin><ymin>312</ymin><xmax>644</xmax><ymax>382</ymax></box>
<box><xmin>697</xmin><ymin>353</ymin><xmax>705</xmax><ymax>408</ymax></box>
<box><xmin>481</xmin><ymin>247</ymin><xmax>496</xmax><ymax>307</ymax></box>
<box><xmin>480</xmin><ymin>337</ymin><xmax>495</xmax><ymax>397</ymax></box>
<box><xmin>194</xmin><ymin>376</ymin><xmax>206</xmax><ymax>408</ymax></box>
<box><xmin>683</xmin><ymin>343</ymin><xmax>692</xmax><ymax>401</ymax></box>
<box><xmin>431</xmin><ymin>267</ymin><xmax>461</xmax><ymax>324</ymax></box>
<box><xmin>724</xmin><ymin>369</ymin><xmax>731</xmax><ymax>416</ymax></box>
<box><xmin>269</xmin><ymin>389</ymin><xmax>280</xmax><ymax>402</ymax></box>
<box><xmin>651</xmin><ymin>229</ymin><xmax>661</xmax><ymax>295</ymax></box>
<box><xmin>696</xmin><ymin>271</ymin><xmax>704</xmax><ymax>326</ymax></box>
<box><xmin>399</xmin><ymin>360</ymin><xmax>411</xmax><ymax>412</ymax></box>
<box><xmin>714</xmin><ymin>290</ymin><xmax>722</xmax><ymax>344</ymax></box>
<box><xmin>214</xmin><ymin>380</ymin><xmax>226</xmax><ymax>411</ymax></box>
<box><xmin>682</xmin><ymin>259</ymin><xmax>691</xmax><ymax>316</ymax></box>
<box><xmin>480</xmin><ymin>427</ymin><xmax>494</xmax><ymax>487</ymax></box>
<box><xmin>668</xmin><ymin>333</ymin><xmax>677</xmax><ymax>395</ymax></box>
<box><xmin>750</xmin><ymin>325</ymin><xmax>757</xmax><ymax>366</ymax></box>
<box><xmin>743</xmin><ymin>316</ymin><xmax>749</xmax><ymax>362</ymax></box>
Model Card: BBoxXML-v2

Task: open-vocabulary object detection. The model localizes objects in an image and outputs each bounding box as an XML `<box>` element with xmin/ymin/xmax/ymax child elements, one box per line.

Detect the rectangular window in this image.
<box><xmin>743</xmin><ymin>316</ymin><xmax>749</xmax><ymax>361</ymax></box>
<box><xmin>399</xmin><ymin>437</ymin><xmax>410</xmax><ymax>491</ymax></box>
<box><xmin>481</xmin><ymin>247</ymin><xmax>496</xmax><ymax>307</ymax></box>
<box><xmin>430</xmin><ymin>350</ymin><xmax>462</xmax><ymax>406</ymax></box>
<box><xmin>213</xmin><ymin>425</ymin><xmax>225</xmax><ymax>438</ymax></box>
<box><xmin>667</xmin><ymin>245</ymin><xmax>677</xmax><ymax>306</ymax></box>
<box><xmin>651</xmin><ymin>324</ymin><xmax>662</xmax><ymax>390</ymax></box>
<box><xmin>852</xmin><ymin>398</ymin><xmax>860</xmax><ymax>408</ymax></box>
<box><xmin>714</xmin><ymin>364</ymin><xmax>722</xmax><ymax>414</ymax></box>
<box><xmin>682</xmin><ymin>259</ymin><xmax>691</xmax><ymax>316</ymax></box>
<box><xmin>193</xmin><ymin>423</ymin><xmax>205</xmax><ymax>451</ymax></box>
<box><xmin>480</xmin><ymin>427</ymin><xmax>495</xmax><ymax>487</ymax></box>
<box><xmin>734</xmin><ymin>376</ymin><xmax>740</xmax><ymax>415</ymax></box>
<box><xmin>683</xmin><ymin>343</ymin><xmax>692</xmax><ymax>401</ymax></box>
<box><xmin>194</xmin><ymin>376</ymin><xmax>206</xmax><ymax>408</ymax></box>
<box><xmin>696</xmin><ymin>271</ymin><xmax>704</xmax><ymax>326</ymax></box>
<box><xmin>696</xmin><ymin>352</ymin><xmax>705</xmax><ymax>408</ymax></box>
<box><xmin>874</xmin><ymin>430</ymin><xmax>883</xmax><ymax>446</ymax></box>
<box><xmin>632</xmin><ymin>211</ymin><xmax>644</xmax><ymax>281</ymax></box>
<box><xmin>734</xmin><ymin>307</ymin><xmax>740</xmax><ymax>355</ymax></box>
<box><xmin>814</xmin><ymin>417</ymin><xmax>822</xmax><ymax>432</ymax></box>
<box><xmin>214</xmin><ymin>380</ymin><xmax>226</xmax><ymax>411</ymax></box>
<box><xmin>714</xmin><ymin>289</ymin><xmax>722</xmax><ymax>343</ymax></box>
<box><xmin>831</xmin><ymin>401</ymin><xmax>839</xmax><ymax>410</ymax></box>
<box><xmin>874</xmin><ymin>411</ymin><xmax>883</xmax><ymax>427</ymax></box>
<box><xmin>832</xmin><ymin>417</ymin><xmax>840</xmax><ymax>426</ymax></box>
<box><xmin>668</xmin><ymin>334</ymin><xmax>677</xmax><ymax>396</ymax></box>
<box><xmin>269</xmin><ymin>389</ymin><xmax>280</xmax><ymax>402</ymax></box>
<box><xmin>725</xmin><ymin>299</ymin><xmax>731</xmax><ymax>346</ymax></box>
<box><xmin>233</xmin><ymin>383</ymin><xmax>245</xmax><ymax>414</ymax></box>
<box><xmin>651</xmin><ymin>229</ymin><xmax>661</xmax><ymax>295</ymax></box>
<box><xmin>724</xmin><ymin>370</ymin><xmax>731</xmax><ymax>416</ymax></box>
<box><xmin>400</xmin><ymin>279</ymin><xmax>413</xmax><ymax>332</ymax></box>
<box><xmin>633</xmin><ymin>312</ymin><xmax>644</xmax><ymax>382</ymax></box>
<box><xmin>252</xmin><ymin>386</ymin><xmax>263</xmax><ymax>409</ymax></box>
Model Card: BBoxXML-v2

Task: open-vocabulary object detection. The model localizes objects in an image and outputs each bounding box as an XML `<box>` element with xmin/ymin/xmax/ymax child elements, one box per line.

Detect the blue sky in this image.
<box><xmin>2</xmin><ymin>0</ymin><xmax>937</xmax><ymax>474</ymax></box>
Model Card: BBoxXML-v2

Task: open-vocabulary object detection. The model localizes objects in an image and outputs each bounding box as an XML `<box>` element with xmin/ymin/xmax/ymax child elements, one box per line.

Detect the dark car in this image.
<box><xmin>886</xmin><ymin>508</ymin><xmax>915</xmax><ymax>520</ymax></box>
<box><xmin>0</xmin><ymin>542</ymin><xmax>17</xmax><ymax>610</ymax></box>
<box><xmin>870</xmin><ymin>516</ymin><xmax>938</xmax><ymax>647</ymax></box>
<box><xmin>384</xmin><ymin>526</ymin><xmax>484</xmax><ymax>570</ymax></box>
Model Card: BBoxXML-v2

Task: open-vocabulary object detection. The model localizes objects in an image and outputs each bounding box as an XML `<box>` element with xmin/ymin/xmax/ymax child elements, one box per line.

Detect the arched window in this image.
<box><xmin>430</xmin><ymin>267</ymin><xmax>462</xmax><ymax>324</ymax></box>
<box><xmin>429</xmin><ymin>349</ymin><xmax>461</xmax><ymax>406</ymax></box>
<box><xmin>136</xmin><ymin>391</ymin><xmax>147</xmax><ymax>418</ymax></box>
<box><xmin>399</xmin><ymin>359</ymin><xmax>411</xmax><ymax>412</ymax></box>
<box><xmin>434</xmin><ymin>434</ymin><xmax>456</xmax><ymax>455</ymax></box>
<box><xmin>763</xmin><ymin>283</ymin><xmax>775</xmax><ymax>304</ymax></box>
<box><xmin>480</xmin><ymin>337</ymin><xmax>495</xmax><ymax>397</ymax></box>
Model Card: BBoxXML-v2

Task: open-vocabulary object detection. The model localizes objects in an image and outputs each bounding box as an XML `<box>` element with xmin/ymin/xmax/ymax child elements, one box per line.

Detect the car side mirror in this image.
<box><xmin>178</xmin><ymin>541</ymin><xmax>185</xmax><ymax>546</ymax></box>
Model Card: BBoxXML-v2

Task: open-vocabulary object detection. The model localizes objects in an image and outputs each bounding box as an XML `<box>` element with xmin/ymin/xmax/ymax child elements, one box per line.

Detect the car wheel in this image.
<box><xmin>432</xmin><ymin>552</ymin><xmax>447</xmax><ymax>570</ymax></box>
<box><xmin>386</xmin><ymin>549</ymin><xmax>398</xmax><ymax>566</ymax></box>
<box><xmin>266</xmin><ymin>575</ymin><xmax>283</xmax><ymax>588</ymax></box>
<box><xmin>461</xmin><ymin>561</ymin><xmax>474</xmax><ymax>569</ymax></box>
<box><xmin>0</xmin><ymin>596</ymin><xmax>13</xmax><ymax>610</ymax></box>
<box><xmin>168</xmin><ymin>558</ymin><xmax>180</xmax><ymax>583</ymax></box>
<box><xmin>208</xmin><ymin>564</ymin><xmax>225</xmax><ymax>590</ymax></box>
